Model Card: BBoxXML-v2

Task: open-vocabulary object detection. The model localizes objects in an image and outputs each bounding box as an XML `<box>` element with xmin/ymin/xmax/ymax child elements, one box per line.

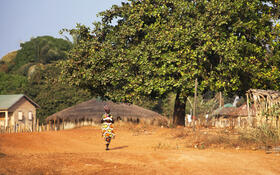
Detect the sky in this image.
<box><xmin>0</xmin><ymin>0</ymin><xmax>127</xmax><ymax>59</ymax></box>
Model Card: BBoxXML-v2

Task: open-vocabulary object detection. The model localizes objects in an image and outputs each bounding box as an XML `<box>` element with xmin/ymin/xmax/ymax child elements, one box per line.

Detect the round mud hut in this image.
<box><xmin>45</xmin><ymin>99</ymin><xmax>168</xmax><ymax>129</ymax></box>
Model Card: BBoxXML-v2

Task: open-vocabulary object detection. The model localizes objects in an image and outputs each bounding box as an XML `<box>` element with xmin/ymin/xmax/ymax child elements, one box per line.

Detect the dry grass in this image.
<box><xmin>152</xmin><ymin>142</ymin><xmax>172</xmax><ymax>150</ymax></box>
<box><xmin>1</xmin><ymin>51</ymin><xmax>17</xmax><ymax>63</ymax></box>
<box><xmin>238</xmin><ymin>125</ymin><xmax>280</xmax><ymax>148</ymax></box>
<box><xmin>170</xmin><ymin>126</ymin><xmax>280</xmax><ymax>150</ymax></box>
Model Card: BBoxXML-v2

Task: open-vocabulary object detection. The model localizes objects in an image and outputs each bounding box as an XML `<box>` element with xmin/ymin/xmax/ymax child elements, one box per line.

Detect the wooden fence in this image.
<box><xmin>0</xmin><ymin>119</ymin><xmax>98</xmax><ymax>134</ymax></box>
<box><xmin>1</xmin><ymin>115</ymin><xmax>279</xmax><ymax>134</ymax></box>
<box><xmin>185</xmin><ymin>116</ymin><xmax>280</xmax><ymax>129</ymax></box>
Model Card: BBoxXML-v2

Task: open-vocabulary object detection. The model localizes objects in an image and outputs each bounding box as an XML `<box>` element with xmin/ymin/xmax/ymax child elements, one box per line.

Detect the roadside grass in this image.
<box><xmin>171</xmin><ymin>125</ymin><xmax>280</xmax><ymax>150</ymax></box>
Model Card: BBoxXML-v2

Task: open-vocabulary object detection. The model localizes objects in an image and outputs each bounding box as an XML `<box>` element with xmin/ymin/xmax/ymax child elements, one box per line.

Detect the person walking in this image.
<box><xmin>101</xmin><ymin>105</ymin><xmax>115</xmax><ymax>150</ymax></box>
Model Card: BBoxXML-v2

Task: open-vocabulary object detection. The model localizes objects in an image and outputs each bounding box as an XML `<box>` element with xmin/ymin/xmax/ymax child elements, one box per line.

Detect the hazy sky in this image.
<box><xmin>0</xmin><ymin>0</ymin><xmax>126</xmax><ymax>59</ymax></box>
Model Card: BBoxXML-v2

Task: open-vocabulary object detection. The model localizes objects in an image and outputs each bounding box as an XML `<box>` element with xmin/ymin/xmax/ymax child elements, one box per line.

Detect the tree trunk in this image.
<box><xmin>173</xmin><ymin>92</ymin><xmax>186</xmax><ymax>126</ymax></box>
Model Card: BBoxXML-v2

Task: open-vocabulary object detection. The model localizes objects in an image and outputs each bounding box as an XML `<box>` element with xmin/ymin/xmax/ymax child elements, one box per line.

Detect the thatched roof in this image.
<box><xmin>45</xmin><ymin>99</ymin><xmax>167</xmax><ymax>124</ymax></box>
<box><xmin>211</xmin><ymin>104</ymin><xmax>256</xmax><ymax>117</ymax></box>
<box><xmin>231</xmin><ymin>104</ymin><xmax>256</xmax><ymax>116</ymax></box>
<box><xmin>211</xmin><ymin>106</ymin><xmax>236</xmax><ymax>117</ymax></box>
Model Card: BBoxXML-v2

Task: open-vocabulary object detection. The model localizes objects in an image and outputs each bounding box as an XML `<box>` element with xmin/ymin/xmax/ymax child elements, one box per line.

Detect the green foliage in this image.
<box><xmin>60</xmin><ymin>0</ymin><xmax>280</xmax><ymax>125</ymax></box>
<box><xmin>186</xmin><ymin>93</ymin><xmax>219</xmax><ymax>118</ymax></box>
<box><xmin>0</xmin><ymin>51</ymin><xmax>17</xmax><ymax>73</ymax></box>
<box><xmin>24</xmin><ymin>64</ymin><xmax>92</xmax><ymax>123</ymax></box>
<box><xmin>134</xmin><ymin>93</ymin><xmax>176</xmax><ymax>118</ymax></box>
<box><xmin>0</xmin><ymin>72</ymin><xmax>27</xmax><ymax>94</ymax></box>
<box><xmin>0</xmin><ymin>35</ymin><xmax>91</xmax><ymax>123</ymax></box>
<box><xmin>9</xmin><ymin>36</ymin><xmax>72</xmax><ymax>75</ymax></box>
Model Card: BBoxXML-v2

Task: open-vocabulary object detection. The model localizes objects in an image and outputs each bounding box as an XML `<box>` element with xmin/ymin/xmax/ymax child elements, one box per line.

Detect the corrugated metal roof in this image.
<box><xmin>0</xmin><ymin>94</ymin><xmax>24</xmax><ymax>110</ymax></box>
<box><xmin>0</xmin><ymin>94</ymin><xmax>40</xmax><ymax>110</ymax></box>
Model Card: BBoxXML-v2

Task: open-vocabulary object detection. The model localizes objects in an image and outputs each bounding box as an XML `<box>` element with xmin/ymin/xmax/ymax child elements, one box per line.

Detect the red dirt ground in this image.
<box><xmin>0</xmin><ymin>124</ymin><xmax>279</xmax><ymax>175</ymax></box>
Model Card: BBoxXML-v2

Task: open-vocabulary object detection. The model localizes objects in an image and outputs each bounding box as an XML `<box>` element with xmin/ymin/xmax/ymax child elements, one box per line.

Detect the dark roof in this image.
<box><xmin>46</xmin><ymin>99</ymin><xmax>167</xmax><ymax>123</ymax></box>
<box><xmin>0</xmin><ymin>94</ymin><xmax>40</xmax><ymax>110</ymax></box>
<box><xmin>230</xmin><ymin>104</ymin><xmax>256</xmax><ymax>116</ymax></box>
<box><xmin>211</xmin><ymin>106</ymin><xmax>236</xmax><ymax>117</ymax></box>
<box><xmin>211</xmin><ymin>104</ymin><xmax>256</xmax><ymax>117</ymax></box>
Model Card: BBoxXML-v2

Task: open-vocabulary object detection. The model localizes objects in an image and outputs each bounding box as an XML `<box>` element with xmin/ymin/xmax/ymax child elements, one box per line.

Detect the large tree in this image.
<box><xmin>60</xmin><ymin>0</ymin><xmax>280</xmax><ymax>125</ymax></box>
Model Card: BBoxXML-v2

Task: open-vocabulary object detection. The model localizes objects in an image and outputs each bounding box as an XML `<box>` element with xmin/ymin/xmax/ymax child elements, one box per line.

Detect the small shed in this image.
<box><xmin>45</xmin><ymin>99</ymin><xmax>168</xmax><ymax>129</ymax></box>
<box><xmin>0</xmin><ymin>94</ymin><xmax>40</xmax><ymax>129</ymax></box>
<box><xmin>211</xmin><ymin>103</ymin><xmax>256</xmax><ymax>128</ymax></box>
<box><xmin>211</xmin><ymin>104</ymin><xmax>237</xmax><ymax>128</ymax></box>
<box><xmin>211</xmin><ymin>104</ymin><xmax>236</xmax><ymax>117</ymax></box>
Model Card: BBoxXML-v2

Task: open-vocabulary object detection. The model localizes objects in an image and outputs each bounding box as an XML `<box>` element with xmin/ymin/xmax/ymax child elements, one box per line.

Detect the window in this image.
<box><xmin>18</xmin><ymin>111</ymin><xmax>23</xmax><ymax>120</ymax></box>
<box><xmin>28</xmin><ymin>112</ymin><xmax>33</xmax><ymax>120</ymax></box>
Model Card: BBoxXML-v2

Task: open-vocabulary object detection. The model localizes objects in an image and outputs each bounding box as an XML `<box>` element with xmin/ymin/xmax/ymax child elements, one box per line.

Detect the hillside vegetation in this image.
<box><xmin>0</xmin><ymin>36</ymin><xmax>91</xmax><ymax>123</ymax></box>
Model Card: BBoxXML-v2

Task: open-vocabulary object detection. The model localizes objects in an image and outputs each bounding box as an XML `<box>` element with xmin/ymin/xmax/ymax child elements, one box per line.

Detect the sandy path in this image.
<box><xmin>0</xmin><ymin>126</ymin><xmax>279</xmax><ymax>175</ymax></box>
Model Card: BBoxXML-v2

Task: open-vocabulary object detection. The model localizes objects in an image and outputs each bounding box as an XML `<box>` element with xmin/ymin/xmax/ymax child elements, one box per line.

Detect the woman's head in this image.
<box><xmin>104</xmin><ymin>104</ymin><xmax>110</xmax><ymax>113</ymax></box>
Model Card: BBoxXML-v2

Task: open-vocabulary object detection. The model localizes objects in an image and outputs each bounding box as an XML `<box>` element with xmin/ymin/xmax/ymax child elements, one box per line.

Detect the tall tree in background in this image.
<box><xmin>60</xmin><ymin>0</ymin><xmax>280</xmax><ymax>126</ymax></box>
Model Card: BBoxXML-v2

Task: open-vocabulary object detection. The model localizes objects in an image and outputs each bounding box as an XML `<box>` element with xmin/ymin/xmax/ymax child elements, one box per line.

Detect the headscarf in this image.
<box><xmin>104</xmin><ymin>104</ymin><xmax>110</xmax><ymax>114</ymax></box>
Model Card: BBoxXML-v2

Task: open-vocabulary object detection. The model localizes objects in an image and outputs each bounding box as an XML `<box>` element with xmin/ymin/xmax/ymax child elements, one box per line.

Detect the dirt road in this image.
<box><xmin>0</xmin><ymin>125</ymin><xmax>279</xmax><ymax>175</ymax></box>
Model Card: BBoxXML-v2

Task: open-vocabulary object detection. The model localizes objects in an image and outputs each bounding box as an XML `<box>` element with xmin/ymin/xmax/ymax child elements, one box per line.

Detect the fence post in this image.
<box><xmin>48</xmin><ymin>121</ymin><xmax>50</xmax><ymax>131</ymax></box>
<box><xmin>54</xmin><ymin>119</ymin><xmax>56</xmax><ymax>131</ymax></box>
<box><xmin>62</xmin><ymin>119</ymin><xmax>64</xmax><ymax>130</ymax></box>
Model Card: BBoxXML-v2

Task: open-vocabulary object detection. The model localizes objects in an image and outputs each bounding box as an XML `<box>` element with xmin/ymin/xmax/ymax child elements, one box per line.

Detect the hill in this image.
<box><xmin>0</xmin><ymin>51</ymin><xmax>17</xmax><ymax>73</ymax></box>
<box><xmin>0</xmin><ymin>36</ymin><xmax>92</xmax><ymax>123</ymax></box>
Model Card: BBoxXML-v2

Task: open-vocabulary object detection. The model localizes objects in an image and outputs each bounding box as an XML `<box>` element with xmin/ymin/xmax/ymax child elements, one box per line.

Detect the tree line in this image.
<box><xmin>59</xmin><ymin>0</ymin><xmax>280</xmax><ymax>125</ymax></box>
<box><xmin>1</xmin><ymin>0</ymin><xmax>279</xmax><ymax>125</ymax></box>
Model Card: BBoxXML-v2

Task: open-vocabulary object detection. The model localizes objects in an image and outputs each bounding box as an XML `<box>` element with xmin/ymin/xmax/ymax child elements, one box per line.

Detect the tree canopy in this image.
<box><xmin>60</xmin><ymin>0</ymin><xmax>280</xmax><ymax>125</ymax></box>
<box><xmin>0</xmin><ymin>72</ymin><xmax>27</xmax><ymax>95</ymax></box>
<box><xmin>9</xmin><ymin>36</ymin><xmax>72</xmax><ymax>74</ymax></box>
<box><xmin>24</xmin><ymin>64</ymin><xmax>91</xmax><ymax>123</ymax></box>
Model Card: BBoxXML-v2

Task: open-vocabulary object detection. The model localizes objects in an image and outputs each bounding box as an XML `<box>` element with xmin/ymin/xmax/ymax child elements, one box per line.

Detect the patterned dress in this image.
<box><xmin>101</xmin><ymin>113</ymin><xmax>115</xmax><ymax>144</ymax></box>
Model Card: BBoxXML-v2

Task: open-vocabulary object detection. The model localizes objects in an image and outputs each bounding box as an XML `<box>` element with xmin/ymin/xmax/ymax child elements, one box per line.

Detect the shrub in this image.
<box><xmin>238</xmin><ymin>124</ymin><xmax>280</xmax><ymax>147</ymax></box>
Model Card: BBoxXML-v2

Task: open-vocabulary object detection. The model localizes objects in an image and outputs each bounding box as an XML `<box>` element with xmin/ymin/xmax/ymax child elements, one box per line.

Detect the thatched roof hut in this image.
<box><xmin>211</xmin><ymin>103</ymin><xmax>256</xmax><ymax>117</ymax></box>
<box><xmin>45</xmin><ymin>99</ymin><xmax>167</xmax><ymax>126</ymax></box>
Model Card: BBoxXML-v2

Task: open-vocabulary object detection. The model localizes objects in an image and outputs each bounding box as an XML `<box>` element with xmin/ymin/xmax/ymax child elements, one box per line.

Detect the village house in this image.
<box><xmin>210</xmin><ymin>89</ymin><xmax>280</xmax><ymax>128</ymax></box>
<box><xmin>0</xmin><ymin>94</ymin><xmax>40</xmax><ymax>131</ymax></box>
<box><xmin>211</xmin><ymin>103</ymin><xmax>256</xmax><ymax>128</ymax></box>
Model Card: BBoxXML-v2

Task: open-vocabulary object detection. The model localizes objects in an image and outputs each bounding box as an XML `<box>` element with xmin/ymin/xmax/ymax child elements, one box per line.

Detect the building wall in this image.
<box><xmin>8</xmin><ymin>97</ymin><xmax>37</xmax><ymax>128</ymax></box>
<box><xmin>0</xmin><ymin>113</ymin><xmax>4</xmax><ymax>127</ymax></box>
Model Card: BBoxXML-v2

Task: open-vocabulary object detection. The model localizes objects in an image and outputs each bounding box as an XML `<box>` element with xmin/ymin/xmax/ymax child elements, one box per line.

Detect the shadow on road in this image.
<box><xmin>110</xmin><ymin>146</ymin><xmax>128</xmax><ymax>150</ymax></box>
<box><xmin>0</xmin><ymin>152</ymin><xmax>6</xmax><ymax>158</ymax></box>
